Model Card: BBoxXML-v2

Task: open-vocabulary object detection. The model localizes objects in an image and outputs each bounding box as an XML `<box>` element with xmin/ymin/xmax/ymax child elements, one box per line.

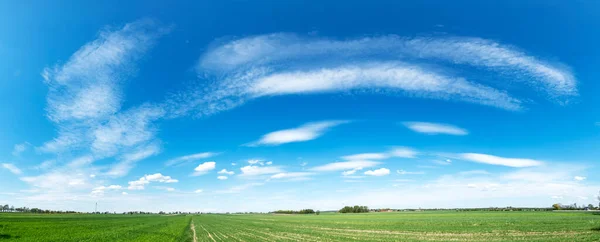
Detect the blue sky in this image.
<box><xmin>1</xmin><ymin>0</ymin><xmax>599</xmax><ymax>212</ymax></box>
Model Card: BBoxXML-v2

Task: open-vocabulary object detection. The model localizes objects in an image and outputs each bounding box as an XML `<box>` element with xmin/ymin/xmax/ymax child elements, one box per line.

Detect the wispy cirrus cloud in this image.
<box><xmin>245</xmin><ymin>120</ymin><xmax>348</xmax><ymax>146</ymax></box>
<box><xmin>403</xmin><ymin>122</ymin><xmax>468</xmax><ymax>135</ymax></box>
<box><xmin>310</xmin><ymin>160</ymin><xmax>381</xmax><ymax>172</ymax></box>
<box><xmin>342</xmin><ymin>147</ymin><xmax>418</xmax><ymax>161</ymax></box>
<box><xmin>2</xmin><ymin>163</ymin><xmax>23</xmax><ymax>175</ymax></box>
<box><xmin>239</xmin><ymin>165</ymin><xmax>284</xmax><ymax>176</ymax></box>
<box><xmin>459</xmin><ymin>153</ymin><xmax>544</xmax><ymax>168</ymax></box>
<box><xmin>106</xmin><ymin>143</ymin><xmax>161</xmax><ymax>177</ymax></box>
<box><xmin>165</xmin><ymin>152</ymin><xmax>219</xmax><ymax>167</ymax></box>
<box><xmin>170</xmin><ymin>33</ymin><xmax>576</xmax><ymax>118</ymax></box>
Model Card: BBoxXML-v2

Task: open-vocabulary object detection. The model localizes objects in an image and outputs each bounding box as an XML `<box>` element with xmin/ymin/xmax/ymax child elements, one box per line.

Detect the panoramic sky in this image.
<box><xmin>1</xmin><ymin>0</ymin><xmax>599</xmax><ymax>213</ymax></box>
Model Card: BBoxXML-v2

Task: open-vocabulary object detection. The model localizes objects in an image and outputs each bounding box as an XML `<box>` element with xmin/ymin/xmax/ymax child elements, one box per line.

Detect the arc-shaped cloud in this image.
<box><xmin>172</xmin><ymin>33</ymin><xmax>576</xmax><ymax>117</ymax></box>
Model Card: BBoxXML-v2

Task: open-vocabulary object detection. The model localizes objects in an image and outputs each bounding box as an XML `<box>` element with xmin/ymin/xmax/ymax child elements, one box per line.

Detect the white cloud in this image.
<box><xmin>342</xmin><ymin>167</ymin><xmax>363</xmax><ymax>176</ymax></box>
<box><xmin>217</xmin><ymin>176</ymin><xmax>228</xmax><ymax>180</ymax></box>
<box><xmin>218</xmin><ymin>169</ymin><xmax>234</xmax><ymax>175</ymax></box>
<box><xmin>91</xmin><ymin>185</ymin><xmax>122</xmax><ymax>196</ymax></box>
<box><xmin>194</xmin><ymin>189</ymin><xmax>203</xmax><ymax>193</ymax></box>
<box><xmin>388</xmin><ymin>147</ymin><xmax>418</xmax><ymax>158</ymax></box>
<box><xmin>240</xmin><ymin>165</ymin><xmax>284</xmax><ymax>176</ymax></box>
<box><xmin>21</xmin><ymin>170</ymin><xmax>94</xmax><ymax>190</ymax></box>
<box><xmin>248</xmin><ymin>159</ymin><xmax>264</xmax><ymax>165</ymax></box>
<box><xmin>122</xmin><ymin>192</ymin><xmax>128</xmax><ymax>195</ymax></box>
<box><xmin>90</xmin><ymin>105</ymin><xmax>165</xmax><ymax>157</ymax></box>
<box><xmin>342</xmin><ymin>147</ymin><xmax>417</xmax><ymax>161</ymax></box>
<box><xmin>364</xmin><ymin>168</ymin><xmax>390</xmax><ymax>176</ymax></box>
<box><xmin>106</xmin><ymin>143</ymin><xmax>160</xmax><ymax>177</ymax></box>
<box><xmin>342</xmin><ymin>153</ymin><xmax>388</xmax><ymax>160</ymax></box>
<box><xmin>165</xmin><ymin>152</ymin><xmax>218</xmax><ymax>167</ymax></box>
<box><xmin>199</xmin><ymin>34</ymin><xmax>575</xmax><ymax>98</ymax></box>
<box><xmin>67</xmin><ymin>156</ymin><xmax>95</xmax><ymax>167</ymax></box>
<box><xmin>12</xmin><ymin>142</ymin><xmax>28</xmax><ymax>156</ymax></box>
<box><xmin>460</xmin><ymin>153</ymin><xmax>544</xmax><ymax>168</ymax></box>
<box><xmin>35</xmin><ymin>159</ymin><xmax>56</xmax><ymax>170</ymax></box>
<box><xmin>397</xmin><ymin>170</ymin><xmax>425</xmax><ymax>175</ymax></box>
<box><xmin>270</xmin><ymin>172</ymin><xmax>314</xmax><ymax>180</ymax></box>
<box><xmin>247</xmin><ymin>120</ymin><xmax>348</xmax><ymax>146</ymax></box>
<box><xmin>574</xmin><ymin>176</ymin><xmax>586</xmax><ymax>181</ymax></box>
<box><xmin>2</xmin><ymin>163</ymin><xmax>23</xmax><ymax>175</ymax></box>
<box><xmin>403</xmin><ymin>122</ymin><xmax>468</xmax><ymax>135</ymax></box>
<box><xmin>175</xmin><ymin>33</ymin><xmax>580</xmax><ymax>118</ymax></box>
<box><xmin>265</xmin><ymin>161</ymin><xmax>273</xmax><ymax>165</ymax></box>
<box><xmin>310</xmin><ymin>160</ymin><xmax>381</xmax><ymax>172</ymax></box>
<box><xmin>43</xmin><ymin>19</ymin><xmax>167</xmax><ymax>122</ymax></box>
<box><xmin>231</xmin><ymin>163</ymin><xmax>237</xmax><ymax>166</ymax></box>
<box><xmin>193</xmin><ymin>161</ymin><xmax>216</xmax><ymax>176</ymax></box>
<box><xmin>128</xmin><ymin>173</ymin><xmax>178</xmax><ymax>190</ymax></box>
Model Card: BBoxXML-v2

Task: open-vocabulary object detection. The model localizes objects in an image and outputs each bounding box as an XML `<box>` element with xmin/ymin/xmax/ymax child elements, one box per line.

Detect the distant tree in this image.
<box><xmin>552</xmin><ymin>203</ymin><xmax>561</xmax><ymax>210</ymax></box>
<box><xmin>316</xmin><ymin>210</ymin><xmax>320</xmax><ymax>215</ymax></box>
<box><xmin>597</xmin><ymin>190</ymin><xmax>600</xmax><ymax>209</ymax></box>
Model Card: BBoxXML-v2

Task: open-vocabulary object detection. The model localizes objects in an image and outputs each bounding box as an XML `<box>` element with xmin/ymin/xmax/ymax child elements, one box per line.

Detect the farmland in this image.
<box><xmin>1</xmin><ymin>211</ymin><xmax>600</xmax><ymax>241</ymax></box>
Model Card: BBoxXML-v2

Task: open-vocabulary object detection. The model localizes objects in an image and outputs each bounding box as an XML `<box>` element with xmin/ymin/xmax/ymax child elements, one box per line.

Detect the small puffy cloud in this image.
<box><xmin>397</xmin><ymin>170</ymin><xmax>425</xmax><ymax>175</ymax></box>
<box><xmin>89</xmin><ymin>174</ymin><xmax>96</xmax><ymax>178</ymax></box>
<box><xmin>231</xmin><ymin>163</ymin><xmax>237</xmax><ymax>166</ymax></box>
<box><xmin>128</xmin><ymin>173</ymin><xmax>178</xmax><ymax>190</ymax></box>
<box><xmin>364</xmin><ymin>168</ymin><xmax>390</xmax><ymax>176</ymax></box>
<box><xmin>218</xmin><ymin>169</ymin><xmax>234</xmax><ymax>175</ymax></box>
<box><xmin>122</xmin><ymin>192</ymin><xmax>128</xmax><ymax>195</ymax></box>
<box><xmin>217</xmin><ymin>176</ymin><xmax>228</xmax><ymax>180</ymax></box>
<box><xmin>246</xmin><ymin>120</ymin><xmax>348</xmax><ymax>146</ymax></box>
<box><xmin>342</xmin><ymin>168</ymin><xmax>362</xmax><ymax>176</ymax></box>
<box><xmin>574</xmin><ymin>176</ymin><xmax>586</xmax><ymax>181</ymax></box>
<box><xmin>1</xmin><ymin>163</ymin><xmax>22</xmax><ymax>175</ymax></box>
<box><xmin>194</xmin><ymin>189</ymin><xmax>203</xmax><ymax>193</ymax></box>
<box><xmin>165</xmin><ymin>152</ymin><xmax>218</xmax><ymax>166</ymax></box>
<box><xmin>240</xmin><ymin>165</ymin><xmax>284</xmax><ymax>176</ymax></box>
<box><xmin>310</xmin><ymin>160</ymin><xmax>381</xmax><ymax>172</ymax></box>
<box><xmin>403</xmin><ymin>122</ymin><xmax>468</xmax><ymax>135</ymax></box>
<box><xmin>193</xmin><ymin>161</ymin><xmax>216</xmax><ymax>176</ymax></box>
<box><xmin>551</xmin><ymin>195</ymin><xmax>563</xmax><ymax>199</ymax></box>
<box><xmin>459</xmin><ymin>153</ymin><xmax>544</xmax><ymax>168</ymax></box>
<box><xmin>266</xmin><ymin>161</ymin><xmax>273</xmax><ymax>165</ymax></box>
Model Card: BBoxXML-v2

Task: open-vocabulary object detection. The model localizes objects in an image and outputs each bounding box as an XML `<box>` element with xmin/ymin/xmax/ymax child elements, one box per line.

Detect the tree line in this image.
<box><xmin>272</xmin><ymin>209</ymin><xmax>319</xmax><ymax>214</ymax></box>
<box><xmin>339</xmin><ymin>205</ymin><xmax>369</xmax><ymax>213</ymax></box>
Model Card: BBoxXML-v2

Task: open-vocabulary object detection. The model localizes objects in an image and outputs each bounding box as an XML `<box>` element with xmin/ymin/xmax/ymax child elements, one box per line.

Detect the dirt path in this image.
<box><xmin>200</xmin><ymin>224</ymin><xmax>216</xmax><ymax>242</ymax></box>
<box><xmin>190</xmin><ymin>219</ymin><xmax>198</xmax><ymax>242</ymax></box>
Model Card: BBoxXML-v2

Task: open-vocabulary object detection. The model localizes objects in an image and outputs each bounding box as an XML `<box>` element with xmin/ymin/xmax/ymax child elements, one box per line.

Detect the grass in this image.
<box><xmin>1</xmin><ymin>211</ymin><xmax>600</xmax><ymax>241</ymax></box>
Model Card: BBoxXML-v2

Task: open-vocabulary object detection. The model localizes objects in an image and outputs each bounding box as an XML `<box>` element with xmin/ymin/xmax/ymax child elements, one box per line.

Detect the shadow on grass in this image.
<box><xmin>0</xmin><ymin>234</ymin><xmax>18</xmax><ymax>239</ymax></box>
<box><xmin>592</xmin><ymin>227</ymin><xmax>600</xmax><ymax>232</ymax></box>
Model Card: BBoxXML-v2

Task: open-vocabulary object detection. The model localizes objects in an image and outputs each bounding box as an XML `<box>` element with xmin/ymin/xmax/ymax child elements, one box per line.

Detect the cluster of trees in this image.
<box><xmin>0</xmin><ymin>204</ymin><xmax>78</xmax><ymax>214</ymax></box>
<box><xmin>552</xmin><ymin>203</ymin><xmax>598</xmax><ymax>210</ymax></box>
<box><xmin>272</xmin><ymin>209</ymin><xmax>319</xmax><ymax>215</ymax></box>
<box><xmin>339</xmin><ymin>205</ymin><xmax>369</xmax><ymax>213</ymax></box>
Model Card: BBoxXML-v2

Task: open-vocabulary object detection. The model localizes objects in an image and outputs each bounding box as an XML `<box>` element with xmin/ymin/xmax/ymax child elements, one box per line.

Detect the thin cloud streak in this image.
<box><xmin>403</xmin><ymin>122</ymin><xmax>468</xmax><ymax>135</ymax></box>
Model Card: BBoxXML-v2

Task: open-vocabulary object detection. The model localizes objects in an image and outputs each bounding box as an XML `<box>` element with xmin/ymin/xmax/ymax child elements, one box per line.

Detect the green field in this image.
<box><xmin>1</xmin><ymin>211</ymin><xmax>599</xmax><ymax>241</ymax></box>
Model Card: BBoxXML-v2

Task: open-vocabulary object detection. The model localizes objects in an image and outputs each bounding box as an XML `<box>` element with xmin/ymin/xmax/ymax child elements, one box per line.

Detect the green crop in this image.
<box><xmin>1</xmin><ymin>211</ymin><xmax>599</xmax><ymax>241</ymax></box>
